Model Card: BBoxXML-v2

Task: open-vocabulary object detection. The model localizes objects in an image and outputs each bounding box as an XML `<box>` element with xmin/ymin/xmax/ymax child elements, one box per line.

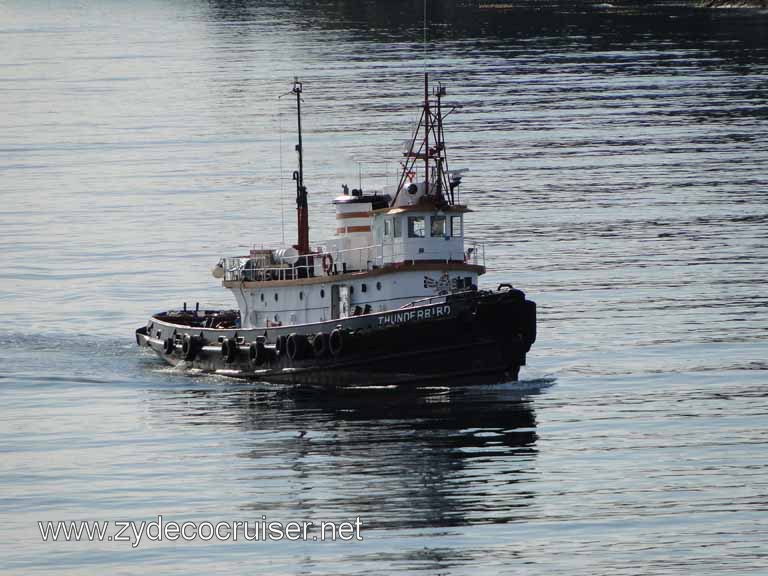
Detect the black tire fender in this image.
<box><xmin>312</xmin><ymin>332</ymin><xmax>328</xmax><ymax>357</ymax></box>
<box><xmin>276</xmin><ymin>335</ymin><xmax>287</xmax><ymax>357</ymax></box>
<box><xmin>182</xmin><ymin>334</ymin><xmax>198</xmax><ymax>361</ymax></box>
<box><xmin>221</xmin><ymin>338</ymin><xmax>238</xmax><ymax>363</ymax></box>
<box><xmin>522</xmin><ymin>300</ymin><xmax>537</xmax><ymax>348</ymax></box>
<box><xmin>328</xmin><ymin>328</ymin><xmax>344</xmax><ymax>357</ymax></box>
<box><xmin>249</xmin><ymin>338</ymin><xmax>266</xmax><ymax>367</ymax></box>
<box><xmin>286</xmin><ymin>333</ymin><xmax>306</xmax><ymax>361</ymax></box>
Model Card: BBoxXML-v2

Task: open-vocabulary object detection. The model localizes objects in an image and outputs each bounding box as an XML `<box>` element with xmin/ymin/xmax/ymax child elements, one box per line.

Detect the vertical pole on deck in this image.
<box><xmin>292</xmin><ymin>78</ymin><xmax>309</xmax><ymax>255</ymax></box>
<box><xmin>424</xmin><ymin>72</ymin><xmax>429</xmax><ymax>196</ymax></box>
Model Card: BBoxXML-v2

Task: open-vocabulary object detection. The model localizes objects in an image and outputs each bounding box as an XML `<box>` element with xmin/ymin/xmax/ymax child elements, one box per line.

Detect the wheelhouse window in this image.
<box><xmin>431</xmin><ymin>215</ymin><xmax>446</xmax><ymax>237</ymax></box>
<box><xmin>451</xmin><ymin>215</ymin><xmax>462</xmax><ymax>237</ymax></box>
<box><xmin>393</xmin><ymin>217</ymin><xmax>402</xmax><ymax>238</ymax></box>
<box><xmin>384</xmin><ymin>219</ymin><xmax>390</xmax><ymax>236</ymax></box>
<box><xmin>408</xmin><ymin>216</ymin><xmax>425</xmax><ymax>238</ymax></box>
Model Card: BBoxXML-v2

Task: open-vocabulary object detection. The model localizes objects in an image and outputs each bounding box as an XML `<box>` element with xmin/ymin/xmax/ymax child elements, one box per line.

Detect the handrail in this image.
<box><xmin>399</xmin><ymin>294</ymin><xmax>448</xmax><ymax>308</ymax></box>
<box><xmin>222</xmin><ymin>239</ymin><xmax>486</xmax><ymax>282</ymax></box>
<box><xmin>399</xmin><ymin>287</ymin><xmax>478</xmax><ymax>309</ymax></box>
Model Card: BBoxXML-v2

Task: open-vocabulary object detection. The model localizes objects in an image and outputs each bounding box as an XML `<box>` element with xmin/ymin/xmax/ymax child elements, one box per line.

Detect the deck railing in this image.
<box><xmin>222</xmin><ymin>239</ymin><xmax>485</xmax><ymax>283</ymax></box>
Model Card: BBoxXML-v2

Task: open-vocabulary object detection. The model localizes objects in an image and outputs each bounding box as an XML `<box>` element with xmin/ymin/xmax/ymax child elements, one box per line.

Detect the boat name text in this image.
<box><xmin>378</xmin><ymin>305</ymin><xmax>452</xmax><ymax>326</ymax></box>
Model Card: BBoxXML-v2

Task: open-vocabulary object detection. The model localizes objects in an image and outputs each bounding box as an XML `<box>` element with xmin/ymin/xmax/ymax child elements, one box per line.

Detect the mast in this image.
<box><xmin>391</xmin><ymin>74</ymin><xmax>452</xmax><ymax>207</ymax></box>
<box><xmin>424</xmin><ymin>72</ymin><xmax>429</xmax><ymax>197</ymax></box>
<box><xmin>435</xmin><ymin>81</ymin><xmax>448</xmax><ymax>204</ymax></box>
<box><xmin>292</xmin><ymin>77</ymin><xmax>310</xmax><ymax>255</ymax></box>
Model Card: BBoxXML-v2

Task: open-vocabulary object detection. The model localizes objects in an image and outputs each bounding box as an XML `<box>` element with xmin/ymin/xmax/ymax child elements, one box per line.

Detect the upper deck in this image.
<box><xmin>219</xmin><ymin>237</ymin><xmax>485</xmax><ymax>287</ymax></box>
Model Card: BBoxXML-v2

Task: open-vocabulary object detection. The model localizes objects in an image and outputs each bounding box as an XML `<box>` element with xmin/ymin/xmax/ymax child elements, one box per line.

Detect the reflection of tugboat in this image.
<box><xmin>135</xmin><ymin>76</ymin><xmax>536</xmax><ymax>387</ymax></box>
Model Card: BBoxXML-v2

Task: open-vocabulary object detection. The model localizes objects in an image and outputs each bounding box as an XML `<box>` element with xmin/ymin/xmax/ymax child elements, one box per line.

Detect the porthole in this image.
<box><xmin>320</xmin><ymin>289</ymin><xmax>325</xmax><ymax>298</ymax></box>
<box><xmin>260</xmin><ymin>293</ymin><xmax>264</xmax><ymax>302</ymax></box>
<box><xmin>361</xmin><ymin>283</ymin><xmax>367</xmax><ymax>293</ymax></box>
<box><xmin>299</xmin><ymin>291</ymin><xmax>304</xmax><ymax>301</ymax></box>
<box><xmin>376</xmin><ymin>281</ymin><xmax>382</xmax><ymax>291</ymax></box>
<box><xmin>349</xmin><ymin>286</ymin><xmax>354</xmax><ymax>295</ymax></box>
<box><xmin>274</xmin><ymin>293</ymin><xmax>278</xmax><ymax>302</ymax></box>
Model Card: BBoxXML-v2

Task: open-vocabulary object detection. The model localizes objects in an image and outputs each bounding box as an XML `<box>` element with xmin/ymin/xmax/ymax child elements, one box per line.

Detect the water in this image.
<box><xmin>2</xmin><ymin>1</ymin><xmax>767</xmax><ymax>573</ymax></box>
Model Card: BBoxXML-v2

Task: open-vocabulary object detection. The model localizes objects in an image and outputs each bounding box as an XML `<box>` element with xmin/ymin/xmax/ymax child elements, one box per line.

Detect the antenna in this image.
<box><xmin>390</xmin><ymin>0</ymin><xmax>454</xmax><ymax>208</ymax></box>
<box><xmin>423</xmin><ymin>0</ymin><xmax>428</xmax><ymax>74</ymax></box>
<box><xmin>277</xmin><ymin>102</ymin><xmax>285</xmax><ymax>245</ymax></box>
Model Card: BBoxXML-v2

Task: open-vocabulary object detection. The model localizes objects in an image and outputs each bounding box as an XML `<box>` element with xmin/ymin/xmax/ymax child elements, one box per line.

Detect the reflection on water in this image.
<box><xmin>146</xmin><ymin>382</ymin><xmax>542</xmax><ymax>531</ymax></box>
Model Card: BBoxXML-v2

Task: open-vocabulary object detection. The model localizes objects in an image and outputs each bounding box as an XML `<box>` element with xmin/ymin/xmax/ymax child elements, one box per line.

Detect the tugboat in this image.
<box><xmin>135</xmin><ymin>76</ymin><xmax>536</xmax><ymax>387</ymax></box>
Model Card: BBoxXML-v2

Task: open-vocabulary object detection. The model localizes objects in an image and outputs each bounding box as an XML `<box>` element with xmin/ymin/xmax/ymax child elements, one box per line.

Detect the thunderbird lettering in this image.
<box><xmin>378</xmin><ymin>305</ymin><xmax>452</xmax><ymax>327</ymax></box>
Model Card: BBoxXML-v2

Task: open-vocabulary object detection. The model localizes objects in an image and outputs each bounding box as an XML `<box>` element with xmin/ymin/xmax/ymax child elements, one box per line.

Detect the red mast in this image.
<box><xmin>292</xmin><ymin>78</ymin><xmax>310</xmax><ymax>255</ymax></box>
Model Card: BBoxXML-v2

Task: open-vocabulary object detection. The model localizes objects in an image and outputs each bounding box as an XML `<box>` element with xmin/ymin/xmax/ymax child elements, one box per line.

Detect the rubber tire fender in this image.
<box><xmin>276</xmin><ymin>335</ymin><xmax>288</xmax><ymax>357</ymax></box>
<box><xmin>182</xmin><ymin>334</ymin><xmax>198</xmax><ymax>361</ymax></box>
<box><xmin>249</xmin><ymin>338</ymin><xmax>266</xmax><ymax>367</ymax></box>
<box><xmin>522</xmin><ymin>300</ymin><xmax>537</xmax><ymax>348</ymax></box>
<box><xmin>328</xmin><ymin>328</ymin><xmax>344</xmax><ymax>357</ymax></box>
<box><xmin>286</xmin><ymin>333</ymin><xmax>306</xmax><ymax>362</ymax></box>
<box><xmin>312</xmin><ymin>332</ymin><xmax>328</xmax><ymax>357</ymax></box>
<box><xmin>221</xmin><ymin>338</ymin><xmax>238</xmax><ymax>363</ymax></box>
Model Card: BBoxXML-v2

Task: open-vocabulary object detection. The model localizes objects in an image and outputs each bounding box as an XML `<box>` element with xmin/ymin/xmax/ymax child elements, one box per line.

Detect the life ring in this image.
<box><xmin>182</xmin><ymin>334</ymin><xmax>198</xmax><ymax>361</ymax></box>
<box><xmin>328</xmin><ymin>328</ymin><xmax>344</xmax><ymax>357</ymax></box>
<box><xmin>322</xmin><ymin>253</ymin><xmax>334</xmax><ymax>275</ymax></box>
<box><xmin>312</xmin><ymin>332</ymin><xmax>328</xmax><ymax>357</ymax></box>
<box><xmin>221</xmin><ymin>338</ymin><xmax>238</xmax><ymax>363</ymax></box>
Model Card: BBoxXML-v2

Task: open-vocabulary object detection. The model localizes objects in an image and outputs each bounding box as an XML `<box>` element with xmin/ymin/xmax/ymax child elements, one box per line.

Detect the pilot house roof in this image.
<box><xmin>333</xmin><ymin>193</ymin><xmax>391</xmax><ymax>210</ymax></box>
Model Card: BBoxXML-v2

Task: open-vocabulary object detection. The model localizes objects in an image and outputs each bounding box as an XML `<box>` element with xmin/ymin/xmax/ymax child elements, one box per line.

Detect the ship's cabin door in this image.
<box><xmin>331</xmin><ymin>285</ymin><xmax>351</xmax><ymax>319</ymax></box>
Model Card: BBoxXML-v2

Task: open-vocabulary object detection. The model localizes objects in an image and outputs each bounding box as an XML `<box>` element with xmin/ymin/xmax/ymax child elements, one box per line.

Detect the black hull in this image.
<box><xmin>136</xmin><ymin>287</ymin><xmax>536</xmax><ymax>388</ymax></box>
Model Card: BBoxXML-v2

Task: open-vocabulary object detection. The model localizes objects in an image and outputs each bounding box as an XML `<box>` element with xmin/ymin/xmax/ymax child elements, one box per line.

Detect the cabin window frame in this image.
<box><xmin>408</xmin><ymin>216</ymin><xmax>425</xmax><ymax>238</ymax></box>
<box><xmin>393</xmin><ymin>217</ymin><xmax>402</xmax><ymax>238</ymax></box>
<box><xmin>451</xmin><ymin>215</ymin><xmax>463</xmax><ymax>238</ymax></box>
<box><xmin>431</xmin><ymin>215</ymin><xmax>447</xmax><ymax>237</ymax></box>
<box><xmin>384</xmin><ymin>219</ymin><xmax>390</xmax><ymax>236</ymax></box>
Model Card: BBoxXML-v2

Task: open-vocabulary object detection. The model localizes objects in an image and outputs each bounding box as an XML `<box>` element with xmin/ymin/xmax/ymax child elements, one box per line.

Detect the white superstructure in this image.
<box><xmin>217</xmin><ymin>75</ymin><xmax>484</xmax><ymax>329</ymax></box>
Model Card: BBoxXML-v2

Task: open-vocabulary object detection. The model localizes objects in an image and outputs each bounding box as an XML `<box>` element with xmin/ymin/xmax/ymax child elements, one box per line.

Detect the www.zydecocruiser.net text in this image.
<box><xmin>38</xmin><ymin>516</ymin><xmax>363</xmax><ymax>547</ymax></box>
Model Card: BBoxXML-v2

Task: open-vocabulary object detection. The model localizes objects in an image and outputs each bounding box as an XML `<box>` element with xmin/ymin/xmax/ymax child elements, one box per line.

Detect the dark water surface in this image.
<box><xmin>2</xmin><ymin>1</ymin><xmax>767</xmax><ymax>574</ymax></box>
